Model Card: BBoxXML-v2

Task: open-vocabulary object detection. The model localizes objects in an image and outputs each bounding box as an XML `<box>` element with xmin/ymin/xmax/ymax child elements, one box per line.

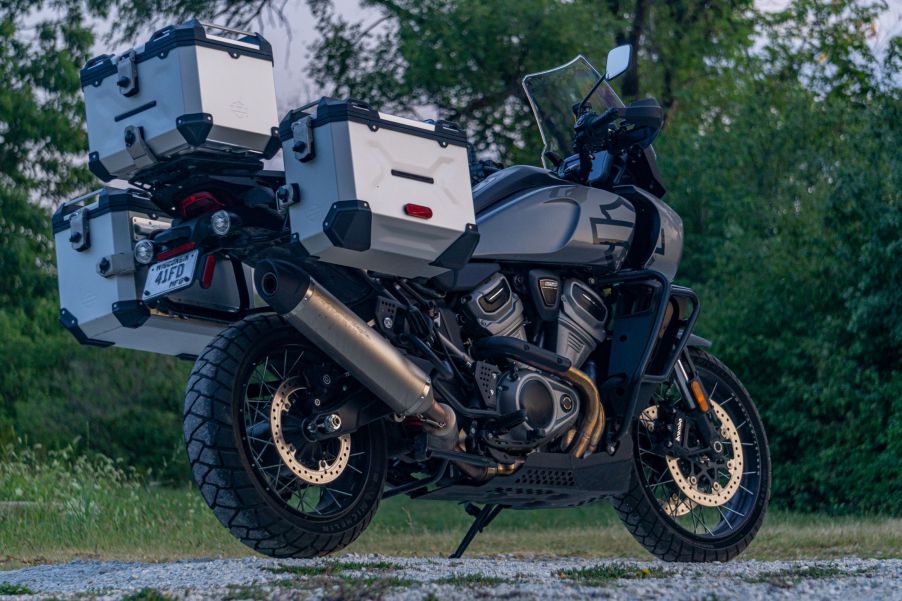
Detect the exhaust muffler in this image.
<box><xmin>254</xmin><ymin>259</ymin><xmax>456</xmax><ymax>443</ymax></box>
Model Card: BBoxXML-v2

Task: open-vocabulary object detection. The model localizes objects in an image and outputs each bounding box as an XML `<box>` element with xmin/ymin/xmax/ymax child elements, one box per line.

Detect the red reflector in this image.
<box><xmin>404</xmin><ymin>203</ymin><xmax>433</xmax><ymax>219</ymax></box>
<box><xmin>156</xmin><ymin>241</ymin><xmax>197</xmax><ymax>261</ymax></box>
<box><xmin>200</xmin><ymin>255</ymin><xmax>217</xmax><ymax>289</ymax></box>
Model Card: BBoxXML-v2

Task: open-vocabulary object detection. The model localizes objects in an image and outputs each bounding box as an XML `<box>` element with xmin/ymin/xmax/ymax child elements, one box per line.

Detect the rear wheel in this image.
<box><xmin>183</xmin><ymin>314</ymin><xmax>387</xmax><ymax>558</ymax></box>
<box><xmin>612</xmin><ymin>348</ymin><xmax>771</xmax><ymax>562</ymax></box>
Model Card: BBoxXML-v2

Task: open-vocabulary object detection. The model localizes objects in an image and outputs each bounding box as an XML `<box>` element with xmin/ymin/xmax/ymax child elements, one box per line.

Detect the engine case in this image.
<box><xmin>487</xmin><ymin>368</ymin><xmax>580</xmax><ymax>451</ymax></box>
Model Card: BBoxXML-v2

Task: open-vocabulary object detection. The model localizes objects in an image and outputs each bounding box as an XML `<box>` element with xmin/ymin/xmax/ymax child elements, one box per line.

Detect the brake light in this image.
<box><xmin>179</xmin><ymin>191</ymin><xmax>223</xmax><ymax>218</ymax></box>
<box><xmin>156</xmin><ymin>241</ymin><xmax>197</xmax><ymax>261</ymax></box>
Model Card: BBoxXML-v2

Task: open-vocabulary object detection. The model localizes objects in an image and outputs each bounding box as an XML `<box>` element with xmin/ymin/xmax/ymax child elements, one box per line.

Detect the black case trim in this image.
<box><xmin>52</xmin><ymin>188</ymin><xmax>159</xmax><ymax>234</ymax></box>
<box><xmin>262</xmin><ymin>127</ymin><xmax>281</xmax><ymax>159</ymax></box>
<box><xmin>88</xmin><ymin>152</ymin><xmax>114</xmax><ymax>183</ymax></box>
<box><xmin>80</xmin><ymin>19</ymin><xmax>274</xmax><ymax>87</ymax></box>
<box><xmin>431</xmin><ymin>223</ymin><xmax>480</xmax><ymax>270</ymax></box>
<box><xmin>323</xmin><ymin>200</ymin><xmax>372</xmax><ymax>252</ymax></box>
<box><xmin>112</xmin><ymin>300</ymin><xmax>151</xmax><ymax>329</ymax></box>
<box><xmin>59</xmin><ymin>308</ymin><xmax>115</xmax><ymax>348</ymax></box>
<box><xmin>176</xmin><ymin>113</ymin><xmax>214</xmax><ymax>146</ymax></box>
<box><xmin>114</xmin><ymin>100</ymin><xmax>158</xmax><ymax>123</ymax></box>
<box><xmin>279</xmin><ymin>98</ymin><xmax>468</xmax><ymax>148</ymax></box>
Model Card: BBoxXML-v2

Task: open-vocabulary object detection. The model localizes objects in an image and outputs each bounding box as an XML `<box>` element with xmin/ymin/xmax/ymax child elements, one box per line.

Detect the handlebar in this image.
<box><xmin>570</xmin><ymin>99</ymin><xmax>664</xmax><ymax>183</ymax></box>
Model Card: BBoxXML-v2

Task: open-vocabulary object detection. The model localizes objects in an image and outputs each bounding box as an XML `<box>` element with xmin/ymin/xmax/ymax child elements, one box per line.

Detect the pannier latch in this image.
<box><xmin>291</xmin><ymin>116</ymin><xmax>315</xmax><ymax>163</ymax></box>
<box><xmin>276</xmin><ymin>183</ymin><xmax>301</xmax><ymax>212</ymax></box>
<box><xmin>96</xmin><ymin>253</ymin><xmax>136</xmax><ymax>278</ymax></box>
<box><xmin>69</xmin><ymin>207</ymin><xmax>90</xmax><ymax>252</ymax></box>
<box><xmin>116</xmin><ymin>50</ymin><xmax>139</xmax><ymax>97</ymax></box>
<box><xmin>124</xmin><ymin>125</ymin><xmax>158</xmax><ymax>169</ymax></box>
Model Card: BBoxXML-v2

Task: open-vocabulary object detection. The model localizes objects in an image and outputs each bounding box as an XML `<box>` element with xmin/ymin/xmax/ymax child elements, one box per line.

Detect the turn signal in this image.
<box><xmin>689</xmin><ymin>379</ymin><xmax>710</xmax><ymax>413</ymax></box>
<box><xmin>210</xmin><ymin>210</ymin><xmax>232</xmax><ymax>236</ymax></box>
<box><xmin>133</xmin><ymin>239</ymin><xmax>155</xmax><ymax>265</ymax></box>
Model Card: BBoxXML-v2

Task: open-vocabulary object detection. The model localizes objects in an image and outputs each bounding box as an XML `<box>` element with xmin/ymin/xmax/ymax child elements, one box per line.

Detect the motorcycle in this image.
<box><xmin>59</xmin><ymin>39</ymin><xmax>770</xmax><ymax>561</ymax></box>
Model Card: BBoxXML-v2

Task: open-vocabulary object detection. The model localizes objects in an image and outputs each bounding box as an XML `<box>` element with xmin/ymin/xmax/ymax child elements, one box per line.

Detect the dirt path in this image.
<box><xmin>0</xmin><ymin>556</ymin><xmax>899</xmax><ymax>600</ymax></box>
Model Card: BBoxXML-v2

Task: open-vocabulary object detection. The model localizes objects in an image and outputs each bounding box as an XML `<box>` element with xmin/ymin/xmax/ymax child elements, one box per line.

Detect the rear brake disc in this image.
<box><xmin>270</xmin><ymin>378</ymin><xmax>351</xmax><ymax>485</ymax></box>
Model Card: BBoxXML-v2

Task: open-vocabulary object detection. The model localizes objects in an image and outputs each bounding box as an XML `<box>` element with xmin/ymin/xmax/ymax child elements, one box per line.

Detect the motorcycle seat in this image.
<box><xmin>473</xmin><ymin>165</ymin><xmax>566</xmax><ymax>215</ymax></box>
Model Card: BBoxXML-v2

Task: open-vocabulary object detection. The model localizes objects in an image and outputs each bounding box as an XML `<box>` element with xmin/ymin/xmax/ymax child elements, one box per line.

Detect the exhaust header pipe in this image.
<box><xmin>255</xmin><ymin>260</ymin><xmax>456</xmax><ymax>440</ymax></box>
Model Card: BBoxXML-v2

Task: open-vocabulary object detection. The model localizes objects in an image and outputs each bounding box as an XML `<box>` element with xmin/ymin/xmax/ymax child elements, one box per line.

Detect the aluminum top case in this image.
<box><xmin>81</xmin><ymin>19</ymin><xmax>280</xmax><ymax>183</ymax></box>
<box><xmin>53</xmin><ymin>187</ymin><xmax>253</xmax><ymax>357</ymax></box>
<box><xmin>279</xmin><ymin>98</ymin><xmax>479</xmax><ymax>279</ymax></box>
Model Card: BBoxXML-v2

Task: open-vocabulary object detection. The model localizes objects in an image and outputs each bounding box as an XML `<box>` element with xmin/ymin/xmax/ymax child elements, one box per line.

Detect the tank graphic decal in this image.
<box><xmin>473</xmin><ymin>184</ymin><xmax>637</xmax><ymax>271</ymax></box>
<box><xmin>591</xmin><ymin>196</ymin><xmax>635</xmax><ymax>266</ymax></box>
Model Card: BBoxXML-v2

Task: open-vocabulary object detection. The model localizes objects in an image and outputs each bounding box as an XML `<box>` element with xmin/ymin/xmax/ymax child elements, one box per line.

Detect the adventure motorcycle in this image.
<box><xmin>55</xmin><ymin>29</ymin><xmax>770</xmax><ymax>562</ymax></box>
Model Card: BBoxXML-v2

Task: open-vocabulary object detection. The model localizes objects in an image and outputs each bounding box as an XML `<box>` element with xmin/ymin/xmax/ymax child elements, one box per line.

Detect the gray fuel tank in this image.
<box><xmin>473</xmin><ymin>184</ymin><xmax>636</xmax><ymax>272</ymax></box>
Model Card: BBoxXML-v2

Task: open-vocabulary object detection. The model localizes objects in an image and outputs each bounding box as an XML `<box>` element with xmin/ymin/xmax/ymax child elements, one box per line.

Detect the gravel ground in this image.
<box><xmin>0</xmin><ymin>556</ymin><xmax>899</xmax><ymax>600</ymax></box>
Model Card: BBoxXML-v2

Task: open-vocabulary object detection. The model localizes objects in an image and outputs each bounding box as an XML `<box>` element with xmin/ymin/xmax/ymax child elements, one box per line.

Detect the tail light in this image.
<box><xmin>179</xmin><ymin>191</ymin><xmax>223</xmax><ymax>219</ymax></box>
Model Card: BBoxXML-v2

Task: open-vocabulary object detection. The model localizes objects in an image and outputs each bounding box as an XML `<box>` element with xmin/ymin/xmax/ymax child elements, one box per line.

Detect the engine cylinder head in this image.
<box><xmin>555</xmin><ymin>280</ymin><xmax>608</xmax><ymax>367</ymax></box>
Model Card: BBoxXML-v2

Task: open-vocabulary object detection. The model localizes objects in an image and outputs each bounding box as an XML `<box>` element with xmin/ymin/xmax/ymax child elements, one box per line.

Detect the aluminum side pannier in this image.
<box><xmin>53</xmin><ymin>188</ymin><xmax>254</xmax><ymax>357</ymax></box>
<box><xmin>81</xmin><ymin>19</ymin><xmax>280</xmax><ymax>183</ymax></box>
<box><xmin>279</xmin><ymin>98</ymin><xmax>478</xmax><ymax>279</ymax></box>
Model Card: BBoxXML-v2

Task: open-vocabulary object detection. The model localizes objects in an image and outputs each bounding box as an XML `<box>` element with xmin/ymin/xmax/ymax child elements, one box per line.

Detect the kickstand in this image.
<box><xmin>449</xmin><ymin>503</ymin><xmax>504</xmax><ymax>559</ymax></box>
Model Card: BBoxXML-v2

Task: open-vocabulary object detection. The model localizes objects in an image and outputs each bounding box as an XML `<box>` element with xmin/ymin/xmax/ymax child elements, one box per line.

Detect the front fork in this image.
<box><xmin>672</xmin><ymin>349</ymin><xmax>721</xmax><ymax>449</ymax></box>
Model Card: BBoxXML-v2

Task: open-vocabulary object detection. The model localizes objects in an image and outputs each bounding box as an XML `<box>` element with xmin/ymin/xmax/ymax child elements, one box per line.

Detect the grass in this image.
<box><xmin>120</xmin><ymin>590</ymin><xmax>174</xmax><ymax>601</ymax></box>
<box><xmin>433</xmin><ymin>574</ymin><xmax>512</xmax><ymax>586</ymax></box>
<box><xmin>560</xmin><ymin>563</ymin><xmax>670</xmax><ymax>584</ymax></box>
<box><xmin>0</xmin><ymin>582</ymin><xmax>34</xmax><ymax>595</ymax></box>
<box><xmin>258</xmin><ymin>562</ymin><xmax>415</xmax><ymax>600</ymax></box>
<box><xmin>0</xmin><ymin>446</ymin><xmax>900</xmax><ymax>568</ymax></box>
<box><xmin>742</xmin><ymin>565</ymin><xmax>874</xmax><ymax>588</ymax></box>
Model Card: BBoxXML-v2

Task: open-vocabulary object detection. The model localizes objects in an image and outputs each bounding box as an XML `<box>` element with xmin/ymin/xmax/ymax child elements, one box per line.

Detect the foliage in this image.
<box><xmin>303</xmin><ymin>0</ymin><xmax>757</xmax><ymax>161</ymax></box>
<box><xmin>0</xmin><ymin>449</ymin><xmax>899</xmax><ymax>563</ymax></box>
<box><xmin>0</xmin><ymin>1</ymin><xmax>189</xmax><ymax>482</ymax></box>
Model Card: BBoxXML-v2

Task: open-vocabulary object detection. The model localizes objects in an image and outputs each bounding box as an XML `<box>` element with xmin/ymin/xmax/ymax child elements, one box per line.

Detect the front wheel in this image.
<box><xmin>183</xmin><ymin>314</ymin><xmax>387</xmax><ymax>558</ymax></box>
<box><xmin>612</xmin><ymin>348</ymin><xmax>771</xmax><ymax>562</ymax></box>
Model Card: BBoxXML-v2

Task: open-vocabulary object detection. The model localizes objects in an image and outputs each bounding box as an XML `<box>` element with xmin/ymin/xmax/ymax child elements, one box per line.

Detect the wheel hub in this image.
<box><xmin>270</xmin><ymin>378</ymin><xmax>351</xmax><ymax>485</ymax></box>
<box><xmin>641</xmin><ymin>401</ymin><xmax>743</xmax><ymax>510</ymax></box>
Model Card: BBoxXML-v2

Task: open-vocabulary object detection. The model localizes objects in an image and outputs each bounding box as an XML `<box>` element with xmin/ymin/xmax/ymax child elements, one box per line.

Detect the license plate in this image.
<box><xmin>143</xmin><ymin>250</ymin><xmax>199</xmax><ymax>300</ymax></box>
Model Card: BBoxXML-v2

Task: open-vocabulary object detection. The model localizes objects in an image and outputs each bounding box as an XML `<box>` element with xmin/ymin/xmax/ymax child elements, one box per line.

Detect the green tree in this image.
<box><xmin>0</xmin><ymin>1</ymin><xmax>189</xmax><ymax>481</ymax></box>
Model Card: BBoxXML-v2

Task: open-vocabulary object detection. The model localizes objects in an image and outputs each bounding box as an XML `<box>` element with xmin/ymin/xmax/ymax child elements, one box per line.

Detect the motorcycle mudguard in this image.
<box><xmin>688</xmin><ymin>334</ymin><xmax>712</xmax><ymax>348</ymax></box>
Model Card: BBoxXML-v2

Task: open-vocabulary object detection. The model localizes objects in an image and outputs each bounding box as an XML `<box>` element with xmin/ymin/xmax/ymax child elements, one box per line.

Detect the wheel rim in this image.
<box><xmin>635</xmin><ymin>365</ymin><xmax>764</xmax><ymax>539</ymax></box>
<box><xmin>237</xmin><ymin>343</ymin><xmax>369</xmax><ymax>518</ymax></box>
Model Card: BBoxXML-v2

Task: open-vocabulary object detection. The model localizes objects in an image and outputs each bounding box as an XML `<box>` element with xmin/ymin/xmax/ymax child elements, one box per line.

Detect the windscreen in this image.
<box><xmin>523</xmin><ymin>55</ymin><xmax>624</xmax><ymax>168</ymax></box>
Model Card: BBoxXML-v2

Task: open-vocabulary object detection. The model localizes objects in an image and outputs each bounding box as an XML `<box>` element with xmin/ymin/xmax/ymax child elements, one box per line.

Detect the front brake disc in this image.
<box><xmin>641</xmin><ymin>402</ymin><xmax>743</xmax><ymax>510</ymax></box>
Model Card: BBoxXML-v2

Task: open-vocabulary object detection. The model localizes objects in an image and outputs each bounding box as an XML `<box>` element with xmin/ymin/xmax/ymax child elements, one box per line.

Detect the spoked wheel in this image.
<box><xmin>184</xmin><ymin>315</ymin><xmax>386</xmax><ymax>558</ymax></box>
<box><xmin>612</xmin><ymin>348</ymin><xmax>771</xmax><ymax>562</ymax></box>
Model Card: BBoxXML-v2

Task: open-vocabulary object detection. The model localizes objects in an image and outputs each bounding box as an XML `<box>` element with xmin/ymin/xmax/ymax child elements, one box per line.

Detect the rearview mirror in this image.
<box><xmin>605</xmin><ymin>45</ymin><xmax>631</xmax><ymax>81</ymax></box>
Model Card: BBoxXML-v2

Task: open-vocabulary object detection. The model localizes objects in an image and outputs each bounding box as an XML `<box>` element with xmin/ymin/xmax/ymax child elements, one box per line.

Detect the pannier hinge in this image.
<box><xmin>116</xmin><ymin>50</ymin><xmax>139</xmax><ymax>97</ymax></box>
<box><xmin>123</xmin><ymin>125</ymin><xmax>158</xmax><ymax>169</ymax></box>
<box><xmin>69</xmin><ymin>207</ymin><xmax>90</xmax><ymax>252</ymax></box>
<box><xmin>291</xmin><ymin>116</ymin><xmax>315</xmax><ymax>162</ymax></box>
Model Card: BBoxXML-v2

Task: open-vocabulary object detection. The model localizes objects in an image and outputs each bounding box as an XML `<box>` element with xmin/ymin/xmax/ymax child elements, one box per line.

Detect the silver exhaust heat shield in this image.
<box><xmin>254</xmin><ymin>259</ymin><xmax>448</xmax><ymax>427</ymax></box>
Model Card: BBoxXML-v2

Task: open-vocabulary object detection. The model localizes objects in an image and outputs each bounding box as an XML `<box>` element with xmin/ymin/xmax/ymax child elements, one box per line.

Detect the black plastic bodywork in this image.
<box><xmin>418</xmin><ymin>440</ymin><xmax>634</xmax><ymax>508</ymax></box>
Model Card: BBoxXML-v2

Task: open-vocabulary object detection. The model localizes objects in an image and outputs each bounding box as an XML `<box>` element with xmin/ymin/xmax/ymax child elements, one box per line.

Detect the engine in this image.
<box><xmin>463</xmin><ymin>273</ymin><xmax>608</xmax><ymax>451</ymax></box>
